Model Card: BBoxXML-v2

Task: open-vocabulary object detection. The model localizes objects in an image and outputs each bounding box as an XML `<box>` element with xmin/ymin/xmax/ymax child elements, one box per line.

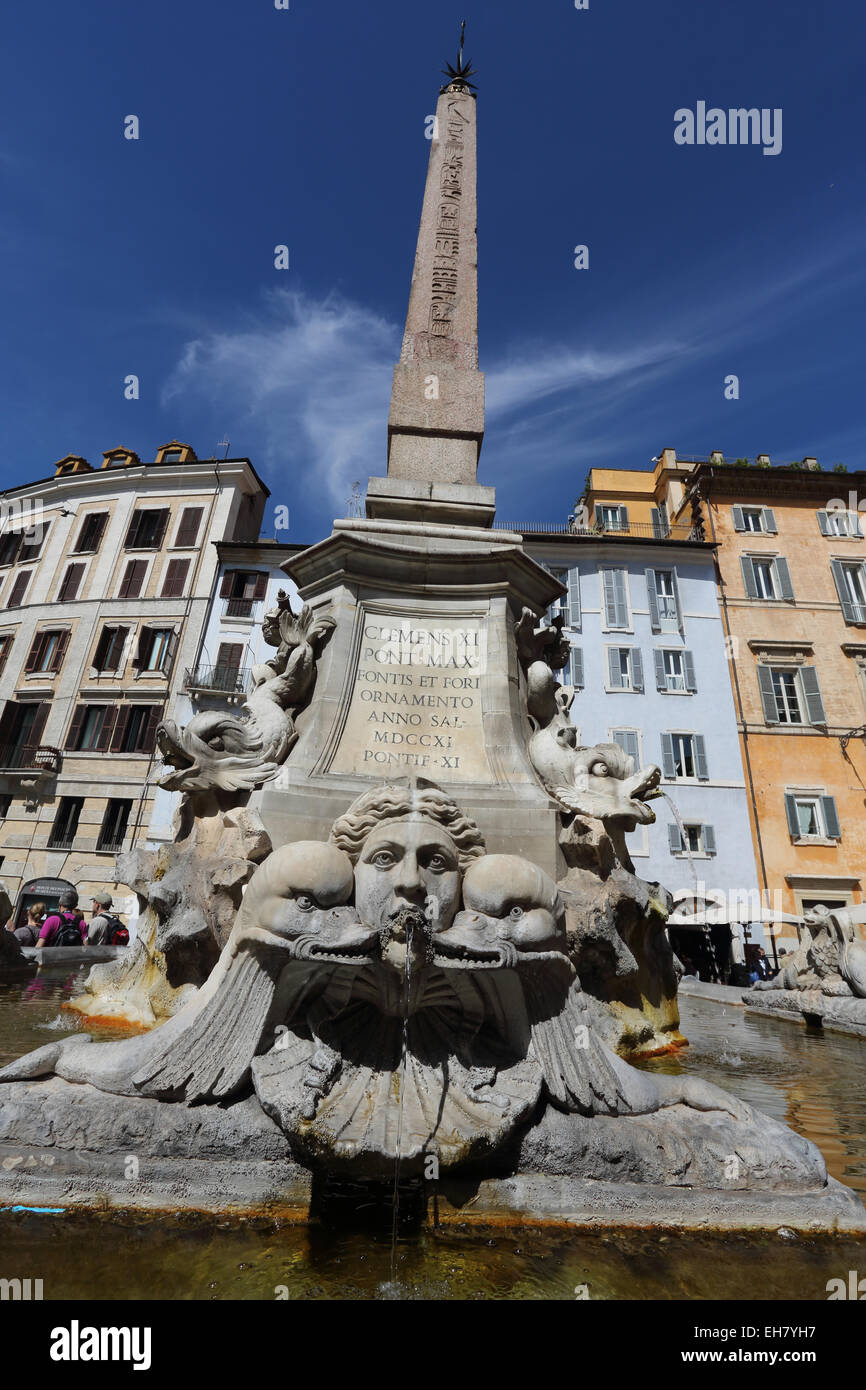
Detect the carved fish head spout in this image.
<box><xmin>554</xmin><ymin>744</ymin><xmax>661</xmax><ymax>832</ymax></box>
<box><xmin>435</xmin><ymin>854</ymin><xmax>567</xmax><ymax>967</ymax></box>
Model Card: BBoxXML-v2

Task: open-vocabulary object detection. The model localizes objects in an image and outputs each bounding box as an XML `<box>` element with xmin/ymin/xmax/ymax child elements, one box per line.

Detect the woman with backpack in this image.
<box><xmin>13</xmin><ymin>902</ymin><xmax>46</xmax><ymax>948</ymax></box>
<box><xmin>38</xmin><ymin>890</ymin><xmax>87</xmax><ymax>948</ymax></box>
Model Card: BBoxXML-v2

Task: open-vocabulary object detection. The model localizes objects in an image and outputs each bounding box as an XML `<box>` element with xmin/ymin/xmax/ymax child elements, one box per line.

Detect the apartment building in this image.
<box><xmin>672</xmin><ymin>455</ymin><xmax>866</xmax><ymax>947</ymax></box>
<box><xmin>521</xmin><ymin>487</ymin><xmax>763</xmax><ymax>975</ymax></box>
<box><xmin>0</xmin><ymin>442</ymin><xmax>268</xmax><ymax>924</ymax></box>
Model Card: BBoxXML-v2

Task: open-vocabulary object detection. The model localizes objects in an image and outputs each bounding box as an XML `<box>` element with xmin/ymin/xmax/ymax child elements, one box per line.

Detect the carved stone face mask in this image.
<box><xmin>353</xmin><ymin>817</ymin><xmax>462</xmax><ymax>940</ymax></box>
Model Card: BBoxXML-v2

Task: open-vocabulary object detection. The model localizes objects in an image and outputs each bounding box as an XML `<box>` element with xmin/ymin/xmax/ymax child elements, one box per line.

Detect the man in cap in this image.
<box><xmin>87</xmin><ymin>891</ymin><xmax>120</xmax><ymax>945</ymax></box>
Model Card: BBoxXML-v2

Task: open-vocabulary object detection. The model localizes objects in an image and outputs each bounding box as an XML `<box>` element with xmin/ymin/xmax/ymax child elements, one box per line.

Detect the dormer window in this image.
<box><xmin>100</xmin><ymin>448</ymin><xmax>141</xmax><ymax>470</ymax></box>
<box><xmin>162</xmin><ymin>450</ymin><xmax>182</xmax><ymax>463</ymax></box>
<box><xmin>155</xmin><ymin>441</ymin><xmax>197</xmax><ymax>464</ymax></box>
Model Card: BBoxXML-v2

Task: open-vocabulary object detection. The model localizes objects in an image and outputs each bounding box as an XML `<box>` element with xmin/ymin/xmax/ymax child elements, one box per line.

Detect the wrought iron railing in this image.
<box><xmin>496</xmin><ymin>521</ymin><xmax>700</xmax><ymax>540</ymax></box>
<box><xmin>184</xmin><ymin>665</ymin><xmax>250</xmax><ymax>695</ymax></box>
<box><xmin>223</xmin><ymin>597</ymin><xmax>256</xmax><ymax>618</ymax></box>
<box><xmin>0</xmin><ymin>744</ymin><xmax>61</xmax><ymax>774</ymax></box>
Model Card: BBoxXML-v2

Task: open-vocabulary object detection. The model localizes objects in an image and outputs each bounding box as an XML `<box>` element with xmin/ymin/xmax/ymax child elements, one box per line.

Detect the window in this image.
<box><xmin>66</xmin><ymin>704</ymin><xmax>117</xmax><ymax>752</ymax></box>
<box><xmin>669</xmin><ymin>823</ymin><xmax>716</xmax><ymax>856</ymax></box>
<box><xmin>661</xmin><ymin>732</ymin><xmax>708</xmax><ymax>780</ymax></box>
<box><xmin>160</xmin><ymin>558</ymin><xmax>189</xmax><ymax>598</ymax></box>
<box><xmin>213</xmin><ymin>642</ymin><xmax>244</xmax><ymax>691</ymax></box>
<box><xmin>0</xmin><ymin>634</ymin><xmax>13</xmax><ymax>677</ymax></box>
<box><xmin>174</xmin><ymin>507</ymin><xmax>203</xmax><ymax>548</ymax></box>
<box><xmin>568</xmin><ymin>647</ymin><xmax>584</xmax><ymax>690</ymax></box>
<box><xmin>546</xmin><ymin>568</ymin><xmax>580</xmax><ymax>629</ymax></box>
<box><xmin>5</xmin><ymin>571</ymin><xmax>30</xmax><ymax>608</ymax></box>
<box><xmin>646</xmin><ymin>568</ymin><xmax>680</xmax><ymax>631</ymax></box>
<box><xmin>598</xmin><ymin>504</ymin><xmax>628</xmax><ymax>531</ymax></box>
<box><xmin>47</xmin><ymin>797</ymin><xmax>84</xmax><ymax>850</ymax></box>
<box><xmin>0</xmin><ymin>530</ymin><xmax>22</xmax><ymax>567</ymax></box>
<box><xmin>124</xmin><ymin>508</ymin><xmax>169</xmax><ymax>550</ymax></box>
<box><xmin>57</xmin><ymin>563</ymin><xmax>84</xmax><ymax>601</ymax></box>
<box><xmin>831</xmin><ymin>560</ymin><xmax>866</xmax><ymax>624</ymax></box>
<box><xmin>220</xmin><ymin>570</ymin><xmax>268</xmax><ymax>618</ymax></box>
<box><xmin>601</xmin><ymin>568</ymin><xmax>629</xmax><ymax>630</ymax></box>
<box><xmin>162</xmin><ymin>449</ymin><xmax>183</xmax><ymax>463</ymax></box>
<box><xmin>785</xmin><ymin>792</ymin><xmax>841</xmax><ymax>842</ymax></box>
<box><xmin>0</xmin><ymin>701</ymin><xmax>49</xmax><ymax>765</ymax></box>
<box><xmin>92</xmin><ymin>625</ymin><xmax>129</xmax><ymax>673</ymax></box>
<box><xmin>112</xmin><ymin>704</ymin><xmax>160</xmax><ymax>754</ymax></box>
<box><xmin>135</xmin><ymin>628</ymin><xmax>175</xmax><ymax>673</ymax></box>
<box><xmin>119</xmin><ymin>559</ymin><xmax>147</xmax><ymax>599</ymax></box>
<box><xmin>606</xmin><ymin>646</ymin><xmax>643</xmax><ymax>692</ymax></box>
<box><xmin>96</xmin><ymin>799</ymin><xmax>132</xmax><ymax>853</ymax></box>
<box><xmin>17</xmin><ymin>523</ymin><xmax>49</xmax><ymax>564</ymax></box>
<box><xmin>651</xmin><ymin>504</ymin><xmax>669</xmax><ymax>538</ymax></box>
<box><xmin>818</xmin><ymin>509</ymin><xmax>862</xmax><ymax>539</ymax></box>
<box><xmin>757</xmin><ymin>664</ymin><xmax>826</xmax><ymax>726</ymax></box>
<box><xmin>24</xmin><ymin>629</ymin><xmax>69</xmax><ymax>676</ymax></box>
<box><xmin>73</xmin><ymin>512</ymin><xmax>108</xmax><ymax>554</ymax></box>
<box><xmin>741</xmin><ymin>555</ymin><xmax>794</xmax><ymax>601</ymax></box>
<box><xmin>654</xmin><ymin>648</ymin><xmax>696</xmax><ymax>693</ymax></box>
<box><xmin>732</xmin><ymin>506</ymin><xmax>777</xmax><ymax>534</ymax></box>
<box><xmin>610</xmin><ymin>728</ymin><xmax>640</xmax><ymax>769</ymax></box>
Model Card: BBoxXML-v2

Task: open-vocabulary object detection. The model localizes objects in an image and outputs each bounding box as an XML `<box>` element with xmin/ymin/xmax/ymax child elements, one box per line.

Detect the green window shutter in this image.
<box><xmin>653</xmin><ymin>649</ymin><xmax>667</xmax><ymax>690</ymax></box>
<box><xmin>774</xmin><ymin>557</ymin><xmax>794</xmax><ymax>600</ymax></box>
<box><xmin>567</xmin><ymin>568</ymin><xmax>581</xmax><ymax>628</ymax></box>
<box><xmin>822</xmin><ymin>795</ymin><xmax>841</xmax><ymax>839</ymax></box>
<box><xmin>830</xmin><ymin>558</ymin><xmax>857</xmax><ymax>622</ymax></box>
<box><xmin>703</xmin><ymin>824</ymin><xmax>717</xmax><ymax>855</ymax></box>
<box><xmin>631</xmin><ymin>647</ymin><xmax>644</xmax><ymax>692</ymax></box>
<box><xmin>683</xmin><ymin>649</ymin><xmax>697</xmax><ymax>692</ymax></box>
<box><xmin>613</xmin><ymin>729</ymin><xmax>639</xmax><ymax>767</ymax></box>
<box><xmin>732</xmin><ymin>506</ymin><xmax>745</xmax><ymax>531</ymax></box>
<box><xmin>569</xmin><ymin>648</ymin><xmax>584</xmax><ymax>689</ymax></box>
<box><xmin>693</xmin><ymin>734</ymin><xmax>709</xmax><ymax>780</ymax></box>
<box><xmin>668</xmin><ymin>822</ymin><xmax>683</xmax><ymax>853</ymax></box>
<box><xmin>817</xmin><ymin>510</ymin><xmax>831</xmax><ymax>536</ymax></box>
<box><xmin>784</xmin><ymin>792</ymin><xmax>800</xmax><ymax>838</ymax></box>
<box><xmin>740</xmin><ymin>556</ymin><xmax>758</xmax><ymax>598</ymax></box>
<box><xmin>661</xmin><ymin>733</ymin><xmax>676</xmax><ymax>779</ymax></box>
<box><xmin>645</xmin><ymin>569</ymin><xmax>660</xmax><ymax>631</ymax></box>
<box><xmin>757</xmin><ymin>665</ymin><xmax>779</xmax><ymax>723</ymax></box>
<box><xmin>613</xmin><ymin>569</ymin><xmax>629</xmax><ymax>627</ymax></box>
<box><xmin>618</xmin><ymin>506</ymin><xmax>629</xmax><ymax>529</ymax></box>
<box><xmin>602</xmin><ymin>569</ymin><xmax>617</xmax><ymax>626</ymax></box>
<box><xmin>763</xmin><ymin>507</ymin><xmax>777</xmax><ymax>534</ymax></box>
<box><xmin>799</xmin><ymin>665</ymin><xmax>827</xmax><ymax>724</ymax></box>
<box><xmin>607</xmin><ymin>647</ymin><xmax>622</xmax><ymax>688</ymax></box>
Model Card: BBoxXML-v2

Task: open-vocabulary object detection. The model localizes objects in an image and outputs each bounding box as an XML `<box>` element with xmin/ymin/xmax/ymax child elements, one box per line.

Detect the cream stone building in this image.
<box><xmin>0</xmin><ymin>442</ymin><xmax>268</xmax><ymax>925</ymax></box>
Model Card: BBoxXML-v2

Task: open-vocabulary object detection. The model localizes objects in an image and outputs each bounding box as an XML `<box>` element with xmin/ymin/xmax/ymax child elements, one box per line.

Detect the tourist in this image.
<box><xmin>87</xmin><ymin>892</ymin><xmax>128</xmax><ymax>946</ymax></box>
<box><xmin>38</xmin><ymin>891</ymin><xmax>87</xmax><ymax>948</ymax></box>
<box><xmin>750</xmin><ymin>946</ymin><xmax>771</xmax><ymax>984</ymax></box>
<box><xmin>13</xmin><ymin>902</ymin><xmax>45</xmax><ymax>948</ymax></box>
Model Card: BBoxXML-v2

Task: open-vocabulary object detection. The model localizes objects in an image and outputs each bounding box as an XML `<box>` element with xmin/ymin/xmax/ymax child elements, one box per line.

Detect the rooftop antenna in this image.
<box><xmin>217</xmin><ymin>436</ymin><xmax>231</xmax><ymax>459</ymax></box>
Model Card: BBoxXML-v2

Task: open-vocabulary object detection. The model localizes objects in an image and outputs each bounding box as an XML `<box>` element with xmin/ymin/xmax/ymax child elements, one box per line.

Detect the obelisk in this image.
<box><xmin>366</xmin><ymin>29</ymin><xmax>492</xmax><ymax>527</ymax></box>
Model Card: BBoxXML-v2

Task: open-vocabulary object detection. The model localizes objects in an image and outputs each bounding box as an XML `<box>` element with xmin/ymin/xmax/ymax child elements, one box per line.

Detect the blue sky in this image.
<box><xmin>1</xmin><ymin>0</ymin><xmax>864</xmax><ymax>540</ymax></box>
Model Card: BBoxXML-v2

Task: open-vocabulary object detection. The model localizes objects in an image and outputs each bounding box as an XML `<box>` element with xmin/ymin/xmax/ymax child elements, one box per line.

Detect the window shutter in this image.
<box><xmin>651</xmin><ymin>507</ymin><xmax>663</xmax><ymax>538</ymax></box>
<box><xmin>567</xmin><ymin>569</ymin><xmax>580</xmax><ymax>628</ymax></box>
<box><xmin>607</xmin><ymin>647</ymin><xmax>622</xmax><ymax>688</ymax></box>
<box><xmin>683</xmin><ymin>649</ymin><xmax>697</xmax><ymax>692</ymax></box>
<box><xmin>132</xmin><ymin>629</ymin><xmax>149</xmax><ymax>669</ymax></box>
<box><xmin>614</xmin><ymin>729</ymin><xmax>639</xmax><ymax>768</ymax></box>
<box><xmin>670</xmin><ymin>568</ymin><xmax>682</xmax><ymax>628</ymax></box>
<box><xmin>569</xmin><ymin>648</ymin><xmax>584</xmax><ymax>689</ymax></box>
<box><xmin>645</xmin><ymin>569</ymin><xmax>660</xmax><ymax>632</ymax></box>
<box><xmin>830</xmin><ymin>559</ymin><xmax>857</xmax><ymax>622</ymax></box>
<box><xmin>618</xmin><ymin>506</ymin><xmax>629</xmax><ymax>530</ymax></box>
<box><xmin>853</xmin><ymin>513</ymin><xmax>864</xmax><ymax>538</ymax></box>
<box><xmin>661</xmin><ymin>733</ymin><xmax>676</xmax><ymax>779</ymax></box>
<box><xmin>821</xmin><ymin>795</ymin><xmax>841</xmax><ymax>839</ymax></box>
<box><xmin>93</xmin><ymin>628</ymin><xmax>110</xmax><ymax>670</ymax></box>
<box><xmin>762</xmin><ymin>508</ymin><xmax>777</xmax><ymax>534</ymax></box>
<box><xmin>817</xmin><ymin>510</ymin><xmax>831</xmax><ymax>536</ymax></box>
<box><xmin>111</xmin><ymin>706</ymin><xmax>130</xmax><ymax>753</ymax></box>
<box><xmin>65</xmin><ymin>704</ymin><xmax>86</xmax><ymax>751</ymax></box>
<box><xmin>29</xmin><ymin>701</ymin><xmax>49</xmax><ymax>748</ymax></box>
<box><xmin>111</xmin><ymin>626</ymin><xmax>129</xmax><ymax>671</ymax></box>
<box><xmin>703</xmin><ymin>824</ymin><xmax>717</xmax><ymax>855</ymax></box>
<box><xmin>693</xmin><ymin>734</ymin><xmax>709</xmax><ymax>780</ymax></box>
<box><xmin>161</xmin><ymin>559</ymin><xmax>189</xmax><ymax>598</ymax></box>
<box><xmin>163</xmin><ymin>629</ymin><xmax>179</xmax><ymax>676</ymax></box>
<box><xmin>784</xmin><ymin>792</ymin><xmax>800</xmax><ymax>838</ymax></box>
<box><xmin>119</xmin><ymin>559</ymin><xmax>144</xmax><ymax>599</ymax></box>
<box><xmin>631</xmin><ymin>647</ymin><xmax>644</xmax><ymax>692</ymax></box>
<box><xmin>668</xmin><ymin>822</ymin><xmax>683</xmax><ymax>853</ymax></box>
<box><xmin>0</xmin><ymin>531</ymin><xmax>23</xmax><ymax>566</ymax></box>
<box><xmin>613</xmin><ymin>569</ymin><xmax>628</xmax><ymax>627</ymax></box>
<box><xmin>96</xmin><ymin>705</ymin><xmax>118</xmax><ymax>752</ymax></box>
<box><xmin>799</xmin><ymin>665</ymin><xmax>827</xmax><ymax>724</ymax></box>
<box><xmin>732</xmin><ymin>506</ymin><xmax>745</xmax><ymax>531</ymax></box>
<box><xmin>602</xmin><ymin>570</ymin><xmax>617</xmax><ymax>627</ymax></box>
<box><xmin>7</xmin><ymin>571</ymin><xmax>30</xmax><ymax>607</ymax></box>
<box><xmin>124</xmin><ymin>513</ymin><xmax>142</xmax><ymax>549</ymax></box>
<box><xmin>757</xmin><ymin>665</ymin><xmax>779</xmax><ymax>723</ymax></box>
<box><xmin>220</xmin><ymin>572</ymin><xmax>234</xmax><ymax>599</ymax></box>
<box><xmin>740</xmin><ymin>556</ymin><xmax>758</xmax><ymax>599</ymax></box>
<box><xmin>253</xmin><ymin>573</ymin><xmax>268</xmax><ymax>601</ymax></box>
<box><xmin>53</xmin><ymin>630</ymin><xmax>70</xmax><ymax>672</ymax></box>
<box><xmin>140</xmin><ymin>706</ymin><xmax>161</xmax><ymax>754</ymax></box>
<box><xmin>152</xmin><ymin>510</ymin><xmax>169</xmax><ymax>549</ymax></box>
<box><xmin>59</xmin><ymin>563</ymin><xmax>83</xmax><ymax>601</ymax></box>
<box><xmin>653</xmin><ymin>649</ymin><xmax>667</xmax><ymax>690</ymax></box>
<box><xmin>774</xmin><ymin>556</ymin><xmax>794</xmax><ymax>600</ymax></box>
<box><xmin>175</xmin><ymin>507</ymin><xmax>203</xmax><ymax>548</ymax></box>
<box><xmin>24</xmin><ymin>633</ymin><xmax>43</xmax><ymax>672</ymax></box>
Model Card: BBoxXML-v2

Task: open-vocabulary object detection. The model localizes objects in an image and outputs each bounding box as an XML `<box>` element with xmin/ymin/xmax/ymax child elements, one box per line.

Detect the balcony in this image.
<box><xmin>223</xmin><ymin>597</ymin><xmax>257</xmax><ymax>619</ymax></box>
<box><xmin>0</xmin><ymin>744</ymin><xmax>61</xmax><ymax>777</ymax></box>
<box><xmin>497</xmin><ymin>520</ymin><xmax>700</xmax><ymax>541</ymax></box>
<box><xmin>184</xmin><ymin>665</ymin><xmax>251</xmax><ymax>698</ymax></box>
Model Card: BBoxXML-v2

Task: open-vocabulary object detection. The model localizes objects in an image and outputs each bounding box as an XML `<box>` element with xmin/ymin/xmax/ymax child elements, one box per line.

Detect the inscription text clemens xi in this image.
<box><xmin>329</xmin><ymin>618</ymin><xmax>491</xmax><ymax>782</ymax></box>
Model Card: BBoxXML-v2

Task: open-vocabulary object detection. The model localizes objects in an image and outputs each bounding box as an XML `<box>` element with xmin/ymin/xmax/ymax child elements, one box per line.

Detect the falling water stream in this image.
<box><xmin>388</xmin><ymin>916</ymin><xmax>413</xmax><ymax>1286</ymax></box>
<box><xmin>657</xmin><ymin>789</ymin><xmax>722</xmax><ymax>982</ymax></box>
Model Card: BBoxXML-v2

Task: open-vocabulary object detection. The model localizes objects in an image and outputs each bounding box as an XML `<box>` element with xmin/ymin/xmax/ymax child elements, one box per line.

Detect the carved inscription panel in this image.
<box><xmin>329</xmin><ymin>614</ymin><xmax>492</xmax><ymax>782</ymax></box>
